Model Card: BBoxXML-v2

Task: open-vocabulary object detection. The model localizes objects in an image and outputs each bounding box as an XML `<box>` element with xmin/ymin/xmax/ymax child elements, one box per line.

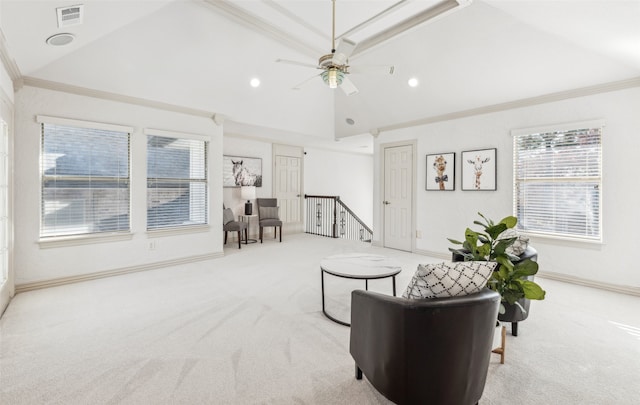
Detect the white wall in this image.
<box><xmin>373</xmin><ymin>86</ymin><xmax>640</xmax><ymax>289</ymax></box>
<box><xmin>304</xmin><ymin>148</ymin><xmax>373</xmax><ymax>227</ymax></box>
<box><xmin>14</xmin><ymin>86</ymin><xmax>223</xmax><ymax>285</ymax></box>
<box><xmin>222</xmin><ymin>135</ymin><xmax>273</xmax><ymax>217</ymax></box>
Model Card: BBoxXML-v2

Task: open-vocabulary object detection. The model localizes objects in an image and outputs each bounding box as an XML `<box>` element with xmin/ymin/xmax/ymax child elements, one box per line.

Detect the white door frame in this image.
<box><xmin>272</xmin><ymin>143</ymin><xmax>304</xmax><ymax>234</ymax></box>
<box><xmin>0</xmin><ymin>89</ymin><xmax>14</xmax><ymax>317</ymax></box>
<box><xmin>379</xmin><ymin>140</ymin><xmax>416</xmax><ymax>252</ymax></box>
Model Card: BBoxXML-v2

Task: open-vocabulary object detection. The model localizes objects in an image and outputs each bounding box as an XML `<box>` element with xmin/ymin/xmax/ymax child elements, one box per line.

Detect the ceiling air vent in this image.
<box><xmin>56</xmin><ymin>4</ymin><xmax>84</xmax><ymax>28</ymax></box>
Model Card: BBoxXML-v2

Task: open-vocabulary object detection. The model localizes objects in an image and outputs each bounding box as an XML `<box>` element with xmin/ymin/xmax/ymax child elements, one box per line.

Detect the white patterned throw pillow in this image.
<box><xmin>402</xmin><ymin>261</ymin><xmax>497</xmax><ymax>299</ymax></box>
<box><xmin>497</xmin><ymin>228</ymin><xmax>529</xmax><ymax>256</ymax></box>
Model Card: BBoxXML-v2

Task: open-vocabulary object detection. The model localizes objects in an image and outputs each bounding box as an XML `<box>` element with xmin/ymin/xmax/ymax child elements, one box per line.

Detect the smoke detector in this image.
<box><xmin>46</xmin><ymin>33</ymin><xmax>75</xmax><ymax>46</ymax></box>
<box><xmin>56</xmin><ymin>4</ymin><xmax>84</xmax><ymax>28</ymax></box>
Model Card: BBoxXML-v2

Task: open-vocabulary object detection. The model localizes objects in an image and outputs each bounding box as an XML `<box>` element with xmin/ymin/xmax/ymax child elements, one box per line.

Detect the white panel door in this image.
<box><xmin>275</xmin><ymin>155</ymin><xmax>301</xmax><ymax>223</ymax></box>
<box><xmin>383</xmin><ymin>145</ymin><xmax>413</xmax><ymax>251</ymax></box>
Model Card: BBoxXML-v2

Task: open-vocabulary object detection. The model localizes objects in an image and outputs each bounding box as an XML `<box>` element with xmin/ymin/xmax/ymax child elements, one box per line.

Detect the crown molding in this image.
<box><xmin>0</xmin><ymin>28</ymin><xmax>21</xmax><ymax>81</ymax></box>
<box><xmin>377</xmin><ymin>76</ymin><xmax>640</xmax><ymax>134</ymax></box>
<box><xmin>21</xmin><ymin>76</ymin><xmax>218</xmax><ymax>119</ymax></box>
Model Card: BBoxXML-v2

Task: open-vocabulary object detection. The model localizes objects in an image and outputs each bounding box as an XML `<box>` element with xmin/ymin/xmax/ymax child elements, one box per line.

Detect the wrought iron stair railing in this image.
<box><xmin>304</xmin><ymin>195</ymin><xmax>372</xmax><ymax>242</ymax></box>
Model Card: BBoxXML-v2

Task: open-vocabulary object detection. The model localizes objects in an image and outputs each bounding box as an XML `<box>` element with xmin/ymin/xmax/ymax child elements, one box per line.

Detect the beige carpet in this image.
<box><xmin>1</xmin><ymin>233</ymin><xmax>639</xmax><ymax>404</ymax></box>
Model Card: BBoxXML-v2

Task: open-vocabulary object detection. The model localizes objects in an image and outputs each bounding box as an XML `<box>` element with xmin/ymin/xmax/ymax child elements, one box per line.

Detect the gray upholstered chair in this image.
<box><xmin>223</xmin><ymin>208</ymin><xmax>247</xmax><ymax>249</ymax></box>
<box><xmin>350</xmin><ymin>288</ymin><xmax>500</xmax><ymax>405</ymax></box>
<box><xmin>256</xmin><ymin>198</ymin><xmax>282</xmax><ymax>243</ymax></box>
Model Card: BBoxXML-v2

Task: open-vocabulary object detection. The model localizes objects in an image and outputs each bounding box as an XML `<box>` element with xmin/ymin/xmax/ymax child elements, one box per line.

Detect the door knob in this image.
<box><xmin>383</xmin><ymin>200</ymin><xmax>390</xmax><ymax>205</ymax></box>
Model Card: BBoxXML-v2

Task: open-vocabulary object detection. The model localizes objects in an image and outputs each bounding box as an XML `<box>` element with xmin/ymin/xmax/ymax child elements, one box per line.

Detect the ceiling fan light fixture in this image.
<box><xmin>321</xmin><ymin>68</ymin><xmax>344</xmax><ymax>89</ymax></box>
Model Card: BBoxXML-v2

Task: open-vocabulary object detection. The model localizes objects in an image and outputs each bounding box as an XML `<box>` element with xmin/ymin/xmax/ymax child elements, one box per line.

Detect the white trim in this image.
<box><xmin>14</xmin><ymin>251</ymin><xmax>224</xmax><ymax>294</ymax></box>
<box><xmin>538</xmin><ymin>271</ymin><xmax>640</xmax><ymax>298</ymax></box>
<box><xmin>511</xmin><ymin>119</ymin><xmax>606</xmax><ymax>137</ymax></box>
<box><xmin>0</xmin><ymin>28</ymin><xmax>21</xmax><ymax>80</ymax></box>
<box><xmin>379</xmin><ymin>140</ymin><xmax>417</xmax><ymax>252</ymax></box>
<box><xmin>22</xmin><ymin>77</ymin><xmax>216</xmax><ymax>119</ymax></box>
<box><xmin>200</xmin><ymin>0</ymin><xmax>322</xmax><ymax>59</ymax></box>
<box><xmin>37</xmin><ymin>115</ymin><xmax>134</xmax><ymax>134</ymax></box>
<box><xmin>39</xmin><ymin>232</ymin><xmax>134</xmax><ymax>249</ymax></box>
<box><xmin>354</xmin><ymin>0</ymin><xmax>461</xmax><ymax>56</ymax></box>
<box><xmin>413</xmin><ymin>248</ymin><xmax>450</xmax><ymax>260</ymax></box>
<box><xmin>146</xmin><ymin>225</ymin><xmax>211</xmax><ymax>238</ymax></box>
<box><xmin>144</xmin><ymin>128</ymin><xmax>210</xmax><ymax>142</ymax></box>
<box><xmin>377</xmin><ymin>77</ymin><xmax>640</xmax><ymax>134</ymax></box>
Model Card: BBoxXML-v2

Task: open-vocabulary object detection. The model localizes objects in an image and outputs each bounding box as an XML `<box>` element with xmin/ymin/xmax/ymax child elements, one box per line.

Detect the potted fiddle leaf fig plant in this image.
<box><xmin>448</xmin><ymin>213</ymin><xmax>546</xmax><ymax>317</ymax></box>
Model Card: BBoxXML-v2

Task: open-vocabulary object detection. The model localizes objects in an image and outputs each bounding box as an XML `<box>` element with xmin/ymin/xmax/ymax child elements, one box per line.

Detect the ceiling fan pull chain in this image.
<box><xmin>331</xmin><ymin>0</ymin><xmax>336</xmax><ymax>54</ymax></box>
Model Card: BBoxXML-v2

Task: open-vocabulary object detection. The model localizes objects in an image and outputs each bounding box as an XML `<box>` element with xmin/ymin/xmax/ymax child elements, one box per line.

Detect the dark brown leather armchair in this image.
<box><xmin>350</xmin><ymin>288</ymin><xmax>500</xmax><ymax>405</ymax></box>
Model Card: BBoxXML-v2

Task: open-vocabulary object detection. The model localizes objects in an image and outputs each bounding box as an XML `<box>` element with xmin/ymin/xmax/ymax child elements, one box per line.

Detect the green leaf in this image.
<box><xmin>477</xmin><ymin>212</ymin><xmax>491</xmax><ymax>227</ymax></box>
<box><xmin>500</xmin><ymin>216</ymin><xmax>518</xmax><ymax>229</ymax></box>
<box><xmin>447</xmin><ymin>238</ymin><xmax>463</xmax><ymax>245</ymax></box>
<box><xmin>502</xmin><ymin>290</ymin><xmax>521</xmax><ymax>305</ymax></box>
<box><xmin>495</xmin><ymin>255</ymin><xmax>514</xmax><ymax>272</ymax></box>
<box><xmin>486</xmin><ymin>223</ymin><xmax>508</xmax><ymax>240</ymax></box>
<box><xmin>521</xmin><ymin>281</ymin><xmax>546</xmax><ymax>300</ymax></box>
<box><xmin>476</xmin><ymin>243</ymin><xmax>491</xmax><ymax>259</ymax></box>
<box><xmin>512</xmin><ymin>259</ymin><xmax>539</xmax><ymax>278</ymax></box>
<box><xmin>464</xmin><ymin>228</ymin><xmax>479</xmax><ymax>246</ymax></box>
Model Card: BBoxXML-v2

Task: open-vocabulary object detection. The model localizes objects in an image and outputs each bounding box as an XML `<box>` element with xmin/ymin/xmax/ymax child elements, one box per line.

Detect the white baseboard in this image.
<box><xmin>538</xmin><ymin>271</ymin><xmax>640</xmax><ymax>297</ymax></box>
<box><xmin>412</xmin><ymin>249</ymin><xmax>640</xmax><ymax>297</ymax></box>
<box><xmin>15</xmin><ymin>251</ymin><xmax>224</xmax><ymax>294</ymax></box>
<box><xmin>413</xmin><ymin>249</ymin><xmax>450</xmax><ymax>260</ymax></box>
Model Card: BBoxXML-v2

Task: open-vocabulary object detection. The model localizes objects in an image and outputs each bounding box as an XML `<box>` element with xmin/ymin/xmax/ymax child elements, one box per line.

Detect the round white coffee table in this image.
<box><xmin>320</xmin><ymin>253</ymin><xmax>402</xmax><ymax>326</ymax></box>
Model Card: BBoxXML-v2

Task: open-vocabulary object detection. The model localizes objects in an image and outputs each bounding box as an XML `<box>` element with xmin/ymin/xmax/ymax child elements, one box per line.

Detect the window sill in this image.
<box><xmin>39</xmin><ymin>232</ymin><xmax>134</xmax><ymax>249</ymax></box>
<box><xmin>146</xmin><ymin>225</ymin><xmax>210</xmax><ymax>238</ymax></box>
<box><xmin>522</xmin><ymin>232</ymin><xmax>603</xmax><ymax>247</ymax></box>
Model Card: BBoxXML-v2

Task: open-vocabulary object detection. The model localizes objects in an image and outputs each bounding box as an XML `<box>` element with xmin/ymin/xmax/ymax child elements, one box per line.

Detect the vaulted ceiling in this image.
<box><xmin>2</xmin><ymin>0</ymin><xmax>639</xmax><ymax>153</ymax></box>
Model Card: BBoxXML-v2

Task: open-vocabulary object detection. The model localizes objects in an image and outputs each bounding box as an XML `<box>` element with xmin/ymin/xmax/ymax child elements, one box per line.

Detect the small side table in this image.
<box><xmin>320</xmin><ymin>253</ymin><xmax>402</xmax><ymax>326</ymax></box>
<box><xmin>239</xmin><ymin>214</ymin><xmax>258</xmax><ymax>244</ymax></box>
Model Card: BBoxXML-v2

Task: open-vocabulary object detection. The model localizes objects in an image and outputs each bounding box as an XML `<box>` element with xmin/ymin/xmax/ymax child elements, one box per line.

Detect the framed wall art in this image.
<box><xmin>223</xmin><ymin>155</ymin><xmax>263</xmax><ymax>187</ymax></box>
<box><xmin>426</xmin><ymin>152</ymin><xmax>455</xmax><ymax>191</ymax></box>
<box><xmin>461</xmin><ymin>148</ymin><xmax>496</xmax><ymax>191</ymax></box>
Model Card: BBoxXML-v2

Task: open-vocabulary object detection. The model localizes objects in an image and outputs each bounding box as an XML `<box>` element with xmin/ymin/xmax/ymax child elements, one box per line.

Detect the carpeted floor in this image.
<box><xmin>1</xmin><ymin>233</ymin><xmax>639</xmax><ymax>404</ymax></box>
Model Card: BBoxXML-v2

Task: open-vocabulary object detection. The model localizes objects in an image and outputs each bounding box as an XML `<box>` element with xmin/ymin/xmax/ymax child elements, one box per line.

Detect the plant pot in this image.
<box><xmin>498</xmin><ymin>298</ymin><xmax>530</xmax><ymax>336</ymax></box>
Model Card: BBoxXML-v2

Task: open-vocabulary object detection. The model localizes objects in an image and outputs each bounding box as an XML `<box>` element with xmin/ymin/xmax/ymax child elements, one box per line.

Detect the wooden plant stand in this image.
<box><xmin>492</xmin><ymin>325</ymin><xmax>506</xmax><ymax>364</ymax></box>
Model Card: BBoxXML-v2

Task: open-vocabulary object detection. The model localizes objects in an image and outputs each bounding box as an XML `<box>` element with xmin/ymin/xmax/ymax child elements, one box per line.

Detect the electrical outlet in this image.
<box><xmin>416</xmin><ymin>230</ymin><xmax>422</xmax><ymax>239</ymax></box>
<box><xmin>148</xmin><ymin>240</ymin><xmax>156</xmax><ymax>250</ymax></box>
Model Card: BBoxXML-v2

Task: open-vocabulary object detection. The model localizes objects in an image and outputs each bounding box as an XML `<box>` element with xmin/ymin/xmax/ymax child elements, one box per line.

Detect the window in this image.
<box><xmin>513</xmin><ymin>121</ymin><xmax>602</xmax><ymax>241</ymax></box>
<box><xmin>146</xmin><ymin>130</ymin><xmax>208</xmax><ymax>230</ymax></box>
<box><xmin>39</xmin><ymin>117</ymin><xmax>131</xmax><ymax>238</ymax></box>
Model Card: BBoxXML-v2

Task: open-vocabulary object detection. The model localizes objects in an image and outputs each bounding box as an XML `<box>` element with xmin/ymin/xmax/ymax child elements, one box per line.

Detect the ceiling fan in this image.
<box><xmin>276</xmin><ymin>0</ymin><xmax>394</xmax><ymax>96</ymax></box>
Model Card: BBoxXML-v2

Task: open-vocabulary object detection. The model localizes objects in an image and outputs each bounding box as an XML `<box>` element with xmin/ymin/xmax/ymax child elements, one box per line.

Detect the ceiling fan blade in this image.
<box><xmin>275</xmin><ymin>58</ymin><xmax>318</xmax><ymax>69</ymax></box>
<box><xmin>349</xmin><ymin>65</ymin><xmax>395</xmax><ymax>75</ymax></box>
<box><xmin>292</xmin><ymin>73</ymin><xmax>321</xmax><ymax>90</ymax></box>
<box><xmin>340</xmin><ymin>76</ymin><xmax>359</xmax><ymax>96</ymax></box>
<box><xmin>332</xmin><ymin>38</ymin><xmax>356</xmax><ymax>65</ymax></box>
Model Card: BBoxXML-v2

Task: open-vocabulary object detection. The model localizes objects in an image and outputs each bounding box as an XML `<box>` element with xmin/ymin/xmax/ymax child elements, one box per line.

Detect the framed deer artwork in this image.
<box><xmin>223</xmin><ymin>155</ymin><xmax>263</xmax><ymax>187</ymax></box>
<box><xmin>426</xmin><ymin>152</ymin><xmax>455</xmax><ymax>191</ymax></box>
<box><xmin>461</xmin><ymin>148</ymin><xmax>496</xmax><ymax>191</ymax></box>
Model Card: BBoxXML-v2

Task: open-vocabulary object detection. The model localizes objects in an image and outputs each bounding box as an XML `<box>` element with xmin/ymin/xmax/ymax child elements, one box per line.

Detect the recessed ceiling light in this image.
<box><xmin>346</xmin><ymin>118</ymin><xmax>355</xmax><ymax>125</ymax></box>
<box><xmin>408</xmin><ymin>77</ymin><xmax>419</xmax><ymax>88</ymax></box>
<box><xmin>46</xmin><ymin>33</ymin><xmax>75</xmax><ymax>46</ymax></box>
<box><xmin>250</xmin><ymin>78</ymin><xmax>260</xmax><ymax>88</ymax></box>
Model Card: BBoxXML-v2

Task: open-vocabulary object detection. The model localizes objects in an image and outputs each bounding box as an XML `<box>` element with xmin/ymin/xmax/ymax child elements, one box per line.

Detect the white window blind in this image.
<box><xmin>147</xmin><ymin>134</ymin><xmax>208</xmax><ymax>230</ymax></box>
<box><xmin>40</xmin><ymin>122</ymin><xmax>131</xmax><ymax>238</ymax></box>
<box><xmin>513</xmin><ymin>124</ymin><xmax>602</xmax><ymax>241</ymax></box>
